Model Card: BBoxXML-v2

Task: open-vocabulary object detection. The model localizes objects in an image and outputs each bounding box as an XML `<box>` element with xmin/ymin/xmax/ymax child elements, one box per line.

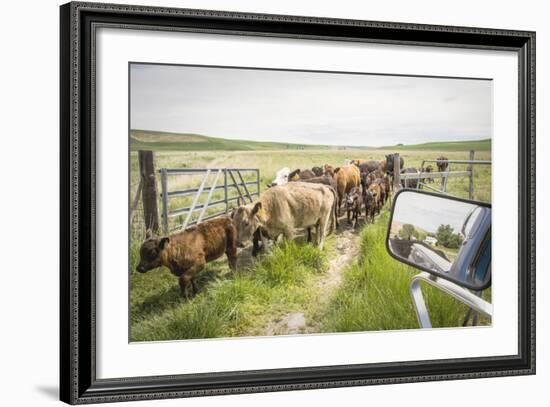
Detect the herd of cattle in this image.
<box><xmin>135</xmin><ymin>155</ymin><xmax>450</xmax><ymax>298</ymax></box>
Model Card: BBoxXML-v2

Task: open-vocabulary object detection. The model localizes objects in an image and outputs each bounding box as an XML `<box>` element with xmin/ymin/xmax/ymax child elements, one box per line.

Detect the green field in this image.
<box><xmin>131</xmin><ymin>129</ymin><xmax>338</xmax><ymax>151</ymax></box>
<box><xmin>380</xmin><ymin>138</ymin><xmax>491</xmax><ymax>151</ymax></box>
<box><xmin>129</xmin><ymin>138</ymin><xmax>492</xmax><ymax>342</ymax></box>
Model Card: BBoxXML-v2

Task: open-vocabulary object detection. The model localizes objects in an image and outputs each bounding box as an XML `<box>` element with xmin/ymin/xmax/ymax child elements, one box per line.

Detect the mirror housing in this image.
<box><xmin>386</xmin><ymin>189</ymin><xmax>491</xmax><ymax>290</ymax></box>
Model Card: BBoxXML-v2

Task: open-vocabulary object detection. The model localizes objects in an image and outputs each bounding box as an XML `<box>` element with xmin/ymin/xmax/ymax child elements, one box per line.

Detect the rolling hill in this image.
<box><xmin>130</xmin><ymin>130</ymin><xmax>334</xmax><ymax>151</ymax></box>
<box><xmin>378</xmin><ymin>139</ymin><xmax>491</xmax><ymax>151</ymax></box>
<box><xmin>130</xmin><ymin>129</ymin><xmax>491</xmax><ymax>152</ymax></box>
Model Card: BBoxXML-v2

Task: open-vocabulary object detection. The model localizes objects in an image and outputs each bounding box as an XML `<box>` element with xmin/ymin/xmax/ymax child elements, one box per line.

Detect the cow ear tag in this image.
<box><xmin>257</xmin><ymin>208</ymin><xmax>266</xmax><ymax>219</ymax></box>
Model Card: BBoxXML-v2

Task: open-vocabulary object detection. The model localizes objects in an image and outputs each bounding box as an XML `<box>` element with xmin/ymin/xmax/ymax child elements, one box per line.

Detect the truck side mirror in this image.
<box><xmin>386</xmin><ymin>190</ymin><xmax>491</xmax><ymax>290</ymax></box>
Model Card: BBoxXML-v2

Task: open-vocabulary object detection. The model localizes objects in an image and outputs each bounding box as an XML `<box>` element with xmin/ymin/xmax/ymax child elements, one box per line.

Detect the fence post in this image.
<box><xmin>138</xmin><ymin>150</ymin><xmax>160</xmax><ymax>234</ymax></box>
<box><xmin>393</xmin><ymin>153</ymin><xmax>401</xmax><ymax>192</ymax></box>
<box><xmin>256</xmin><ymin>169</ymin><xmax>260</xmax><ymax>199</ymax></box>
<box><xmin>160</xmin><ymin>168</ymin><xmax>169</xmax><ymax>234</ymax></box>
<box><xmin>468</xmin><ymin>150</ymin><xmax>475</xmax><ymax>200</ymax></box>
<box><xmin>129</xmin><ymin>180</ymin><xmax>143</xmax><ymax>225</ymax></box>
<box><xmin>223</xmin><ymin>169</ymin><xmax>228</xmax><ymax>214</ymax></box>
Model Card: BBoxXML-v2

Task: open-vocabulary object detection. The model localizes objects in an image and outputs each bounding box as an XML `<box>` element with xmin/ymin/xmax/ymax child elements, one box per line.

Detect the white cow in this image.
<box><xmin>269</xmin><ymin>167</ymin><xmax>291</xmax><ymax>187</ymax></box>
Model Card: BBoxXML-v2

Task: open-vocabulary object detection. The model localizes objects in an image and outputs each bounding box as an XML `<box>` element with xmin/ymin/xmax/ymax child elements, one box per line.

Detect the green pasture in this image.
<box><xmin>129</xmin><ymin>140</ymin><xmax>492</xmax><ymax>341</ymax></box>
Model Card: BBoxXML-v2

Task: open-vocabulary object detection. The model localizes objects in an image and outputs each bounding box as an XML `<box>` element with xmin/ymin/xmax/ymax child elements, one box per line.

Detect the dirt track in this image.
<box><xmin>264</xmin><ymin>217</ymin><xmax>363</xmax><ymax>336</ymax></box>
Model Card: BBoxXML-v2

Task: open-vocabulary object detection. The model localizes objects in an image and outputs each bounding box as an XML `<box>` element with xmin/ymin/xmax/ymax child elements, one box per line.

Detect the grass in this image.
<box><xmin>322</xmin><ymin>211</ymin><xmax>491</xmax><ymax>332</ymax></box>
<box><xmin>130</xmin><ymin>240</ymin><xmax>329</xmax><ymax>341</ymax></box>
<box><xmin>129</xmin><ymin>143</ymin><xmax>492</xmax><ymax>341</ymax></box>
<box><xmin>379</xmin><ymin>138</ymin><xmax>491</xmax><ymax>151</ymax></box>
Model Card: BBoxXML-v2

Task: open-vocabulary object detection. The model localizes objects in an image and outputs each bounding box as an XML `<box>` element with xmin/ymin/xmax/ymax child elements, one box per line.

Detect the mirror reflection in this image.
<box><xmin>388</xmin><ymin>191</ymin><xmax>490</xmax><ymax>286</ymax></box>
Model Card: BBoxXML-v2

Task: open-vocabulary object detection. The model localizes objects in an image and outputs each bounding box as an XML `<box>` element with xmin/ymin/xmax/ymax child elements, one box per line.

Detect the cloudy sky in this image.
<box><xmin>393</xmin><ymin>192</ymin><xmax>477</xmax><ymax>234</ymax></box>
<box><xmin>130</xmin><ymin>63</ymin><xmax>492</xmax><ymax>147</ymax></box>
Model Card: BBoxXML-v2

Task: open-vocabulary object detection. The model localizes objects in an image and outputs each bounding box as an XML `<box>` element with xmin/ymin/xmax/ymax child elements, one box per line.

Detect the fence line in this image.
<box><xmin>159</xmin><ymin>167</ymin><xmax>260</xmax><ymax>234</ymax></box>
<box><xmin>393</xmin><ymin>150</ymin><xmax>491</xmax><ymax>200</ymax></box>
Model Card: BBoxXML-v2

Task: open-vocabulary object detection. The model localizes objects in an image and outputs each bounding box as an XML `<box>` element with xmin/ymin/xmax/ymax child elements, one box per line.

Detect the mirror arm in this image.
<box><xmin>410</xmin><ymin>272</ymin><xmax>493</xmax><ymax>329</ymax></box>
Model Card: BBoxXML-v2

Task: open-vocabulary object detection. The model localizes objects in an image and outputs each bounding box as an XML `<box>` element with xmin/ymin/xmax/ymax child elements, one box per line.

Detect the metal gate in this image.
<box><xmin>159</xmin><ymin>168</ymin><xmax>260</xmax><ymax>234</ymax></box>
<box><xmin>391</xmin><ymin>151</ymin><xmax>491</xmax><ymax>199</ymax></box>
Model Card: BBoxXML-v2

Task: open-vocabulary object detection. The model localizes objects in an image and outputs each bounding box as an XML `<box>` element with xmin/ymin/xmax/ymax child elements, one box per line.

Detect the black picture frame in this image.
<box><xmin>60</xmin><ymin>2</ymin><xmax>536</xmax><ymax>404</ymax></box>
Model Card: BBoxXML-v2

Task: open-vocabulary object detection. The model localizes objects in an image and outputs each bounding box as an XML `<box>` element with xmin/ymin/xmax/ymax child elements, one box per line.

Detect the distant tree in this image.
<box><xmin>399</xmin><ymin>224</ymin><xmax>418</xmax><ymax>240</ymax></box>
<box><xmin>447</xmin><ymin>233</ymin><xmax>464</xmax><ymax>249</ymax></box>
<box><xmin>435</xmin><ymin>224</ymin><xmax>463</xmax><ymax>248</ymax></box>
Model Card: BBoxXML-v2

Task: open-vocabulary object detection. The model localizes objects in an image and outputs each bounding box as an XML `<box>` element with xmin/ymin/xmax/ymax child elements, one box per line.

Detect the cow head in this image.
<box><xmin>324</xmin><ymin>164</ymin><xmax>335</xmax><ymax>178</ymax></box>
<box><xmin>311</xmin><ymin>166</ymin><xmax>324</xmax><ymax>176</ymax></box>
<box><xmin>363</xmin><ymin>189</ymin><xmax>374</xmax><ymax>205</ymax></box>
<box><xmin>368</xmin><ymin>183</ymin><xmax>379</xmax><ymax>198</ymax></box>
<box><xmin>136</xmin><ymin>229</ymin><xmax>169</xmax><ymax>273</ymax></box>
<box><xmin>385</xmin><ymin>154</ymin><xmax>394</xmax><ymax>173</ymax></box>
<box><xmin>346</xmin><ymin>187</ymin><xmax>360</xmax><ymax>209</ymax></box>
<box><xmin>231</xmin><ymin>202</ymin><xmax>264</xmax><ymax>246</ymax></box>
<box><xmin>269</xmin><ymin>167</ymin><xmax>290</xmax><ymax>187</ymax></box>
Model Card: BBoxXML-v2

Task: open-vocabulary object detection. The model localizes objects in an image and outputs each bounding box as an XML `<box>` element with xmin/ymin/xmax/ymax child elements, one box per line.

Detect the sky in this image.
<box><xmin>392</xmin><ymin>192</ymin><xmax>477</xmax><ymax>234</ymax></box>
<box><xmin>130</xmin><ymin>63</ymin><xmax>492</xmax><ymax>147</ymax></box>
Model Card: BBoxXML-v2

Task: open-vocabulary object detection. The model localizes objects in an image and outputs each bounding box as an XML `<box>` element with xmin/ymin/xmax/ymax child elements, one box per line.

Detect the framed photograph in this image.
<box><xmin>60</xmin><ymin>2</ymin><xmax>535</xmax><ymax>404</ymax></box>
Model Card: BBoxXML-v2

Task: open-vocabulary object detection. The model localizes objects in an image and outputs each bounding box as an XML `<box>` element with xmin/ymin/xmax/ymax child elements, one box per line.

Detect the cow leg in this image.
<box><xmin>315</xmin><ymin>221</ymin><xmax>321</xmax><ymax>245</ymax></box>
<box><xmin>191</xmin><ymin>277</ymin><xmax>199</xmax><ymax>295</ymax></box>
<box><xmin>318</xmin><ymin>210</ymin><xmax>331</xmax><ymax>250</ymax></box>
<box><xmin>307</xmin><ymin>227</ymin><xmax>312</xmax><ymax>243</ymax></box>
<box><xmin>179</xmin><ymin>274</ymin><xmax>192</xmax><ymax>299</ymax></box>
<box><xmin>179</xmin><ymin>260</ymin><xmax>205</xmax><ymax>299</ymax></box>
<box><xmin>226</xmin><ymin>248</ymin><xmax>237</xmax><ymax>271</ymax></box>
<box><xmin>282</xmin><ymin>228</ymin><xmax>294</xmax><ymax>241</ymax></box>
<box><xmin>226</xmin><ymin>225</ymin><xmax>238</xmax><ymax>269</ymax></box>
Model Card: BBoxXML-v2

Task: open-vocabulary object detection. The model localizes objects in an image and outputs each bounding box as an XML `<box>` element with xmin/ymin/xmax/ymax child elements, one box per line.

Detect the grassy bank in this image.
<box><xmin>130</xmin><ymin>239</ymin><xmax>330</xmax><ymax>341</ymax></box>
<box><xmin>322</xmin><ymin>211</ymin><xmax>491</xmax><ymax>332</ymax></box>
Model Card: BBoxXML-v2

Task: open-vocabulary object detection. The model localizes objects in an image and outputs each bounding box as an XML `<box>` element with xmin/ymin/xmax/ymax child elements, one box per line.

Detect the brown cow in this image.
<box><xmin>378</xmin><ymin>160</ymin><xmax>387</xmax><ymax>173</ymax></box>
<box><xmin>400</xmin><ymin>167</ymin><xmax>420</xmax><ymax>189</ymax></box>
<box><xmin>373</xmin><ymin>178</ymin><xmax>388</xmax><ymax>208</ymax></box>
<box><xmin>346</xmin><ymin>186</ymin><xmax>363</xmax><ymax>228</ymax></box>
<box><xmin>288</xmin><ymin>168</ymin><xmax>315</xmax><ymax>181</ymax></box>
<box><xmin>232</xmin><ymin>182</ymin><xmax>336</xmax><ymax>251</ymax></box>
<box><xmin>135</xmin><ymin>218</ymin><xmax>237</xmax><ymax>298</ymax></box>
<box><xmin>436</xmin><ymin>156</ymin><xmax>449</xmax><ymax>172</ymax></box>
<box><xmin>357</xmin><ymin>160</ymin><xmax>382</xmax><ymax>174</ymax></box>
<box><xmin>362</xmin><ymin>169</ymin><xmax>385</xmax><ymax>190</ymax></box>
<box><xmin>311</xmin><ymin>166</ymin><xmax>324</xmax><ymax>176</ymax></box>
<box><xmin>367</xmin><ymin>182</ymin><xmax>382</xmax><ymax>215</ymax></box>
<box><xmin>385</xmin><ymin>154</ymin><xmax>405</xmax><ymax>174</ymax></box>
<box><xmin>363</xmin><ymin>188</ymin><xmax>376</xmax><ymax>223</ymax></box>
<box><xmin>333</xmin><ymin>165</ymin><xmax>361</xmax><ymax>216</ymax></box>
<box><xmin>421</xmin><ymin>164</ymin><xmax>434</xmax><ymax>184</ymax></box>
<box><xmin>323</xmin><ymin>164</ymin><xmax>335</xmax><ymax>178</ymax></box>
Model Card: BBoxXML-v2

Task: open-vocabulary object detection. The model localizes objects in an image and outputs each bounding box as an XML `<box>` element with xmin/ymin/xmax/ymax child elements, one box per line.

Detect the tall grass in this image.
<box><xmin>321</xmin><ymin>211</ymin><xmax>491</xmax><ymax>332</ymax></box>
<box><xmin>129</xmin><ymin>147</ymin><xmax>492</xmax><ymax>340</ymax></box>
<box><xmin>130</xmin><ymin>240</ymin><xmax>328</xmax><ymax>341</ymax></box>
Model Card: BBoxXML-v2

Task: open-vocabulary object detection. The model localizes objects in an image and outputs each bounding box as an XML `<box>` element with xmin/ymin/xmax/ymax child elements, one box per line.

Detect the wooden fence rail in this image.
<box><xmin>392</xmin><ymin>150</ymin><xmax>491</xmax><ymax>200</ymax></box>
